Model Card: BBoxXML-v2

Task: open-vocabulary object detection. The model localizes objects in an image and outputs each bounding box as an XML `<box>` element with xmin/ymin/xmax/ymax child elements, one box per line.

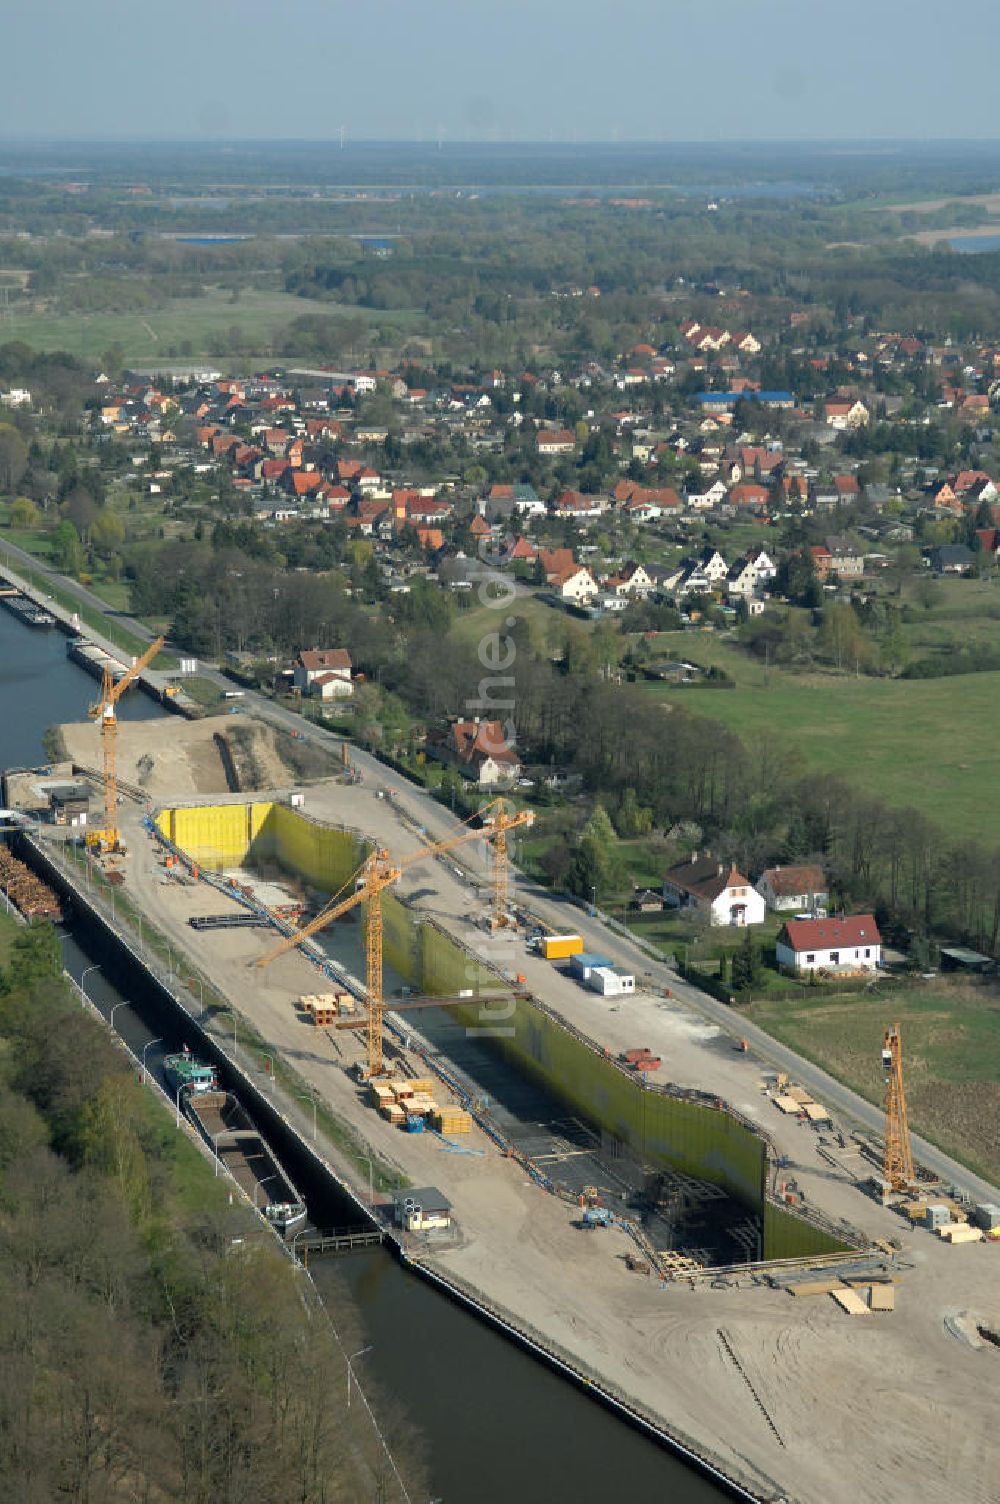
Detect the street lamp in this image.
<box><xmin>297</xmin><ymin>1091</ymin><xmax>318</xmax><ymax>1141</ymax></box>
<box><xmin>253</xmin><ymin>1173</ymin><xmax>279</xmax><ymax>1210</ymax></box>
<box><xmin>80</xmin><ymin>963</ymin><xmax>101</xmax><ymax>1002</ymax></box>
<box><xmin>260</xmin><ymin>1051</ymin><xmax>275</xmax><ymax>1088</ymax></box>
<box><xmin>109</xmin><ymin>999</ymin><xmax>129</xmax><ymax>1032</ymax></box>
<box><xmin>346</xmin><ymin>1345</ymin><xmax>373</xmax><ymax>1410</ymax></box>
<box><xmin>141</xmin><ymin>1036</ymin><xmax>162</xmax><ymax>1085</ymax></box>
<box><xmin>360</xmin><ymin>1154</ymin><xmax>374</xmax><ymax>1206</ymax></box>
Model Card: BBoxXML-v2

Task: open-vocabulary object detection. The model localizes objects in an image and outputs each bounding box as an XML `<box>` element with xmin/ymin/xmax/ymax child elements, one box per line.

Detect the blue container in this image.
<box><xmin>405</xmin><ymin>1114</ymin><xmax>425</xmax><ymax>1133</ymax></box>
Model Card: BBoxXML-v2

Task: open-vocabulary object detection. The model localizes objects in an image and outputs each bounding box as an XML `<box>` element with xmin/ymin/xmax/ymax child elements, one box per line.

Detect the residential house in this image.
<box><xmin>662</xmin><ymin>853</ymin><xmax>766</xmax><ymax>928</ymax></box>
<box><xmin>684</xmin><ymin>478</ymin><xmax>728</xmax><ymax>510</ymax></box>
<box><xmin>552</xmin><ymin>489</ymin><xmax>605</xmax><ymax>520</ymax></box>
<box><xmin>775</xmin><ymin>914</ymin><xmax>881</xmax><ymax>973</ymax></box>
<box><xmin>536</xmin><ymin>429</ymin><xmax>576</xmax><ymax>456</ymax></box>
<box><xmin>824</xmin><ymin>400</ymin><xmax>870</xmax><ymax>430</ymax></box>
<box><xmin>932</xmin><ymin>543</ymin><xmax>976</xmax><ymax>575</ymax></box>
<box><xmin>756</xmin><ymin>865</ymin><xmax>829</xmax><ymax>914</ymax></box>
<box><xmin>824</xmin><ymin>535</ymin><xmax>865</xmax><ymax>579</ymax></box>
<box><xmin>293</xmin><ymin>648</ymin><xmax>353</xmax><ymax>699</ymax></box>
<box><xmin>430</xmin><ymin>718</ymin><xmax>521</xmax><ymax>786</ymax></box>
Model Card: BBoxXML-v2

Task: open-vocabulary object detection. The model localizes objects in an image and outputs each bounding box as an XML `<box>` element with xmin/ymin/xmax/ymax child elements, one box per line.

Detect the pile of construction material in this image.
<box><xmin>369</xmin><ymin>1076</ymin><xmax>472</xmax><ymax>1134</ymax></box>
<box><xmin>0</xmin><ymin>845</ymin><xmax>62</xmax><ymax>921</ymax></box>
<box><xmin>622</xmin><ymin>1047</ymin><xmax>661</xmax><ymax>1073</ymax></box>
<box><xmin>770</xmin><ymin>1078</ymin><xmax>831</xmax><ymax>1122</ymax></box>
<box><xmin>298</xmin><ymin>991</ymin><xmax>355</xmax><ymax>1025</ymax></box>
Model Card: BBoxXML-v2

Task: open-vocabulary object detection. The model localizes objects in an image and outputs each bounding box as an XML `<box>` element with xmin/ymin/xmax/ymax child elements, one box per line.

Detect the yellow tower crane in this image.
<box><xmin>87</xmin><ymin>634</ymin><xmax>166</xmax><ymax>852</ymax></box>
<box><xmin>882</xmin><ymin>1023</ymin><xmax>914</xmax><ymax>1191</ymax></box>
<box><xmin>255</xmin><ymin>798</ymin><xmax>534</xmax><ymax>1076</ymax></box>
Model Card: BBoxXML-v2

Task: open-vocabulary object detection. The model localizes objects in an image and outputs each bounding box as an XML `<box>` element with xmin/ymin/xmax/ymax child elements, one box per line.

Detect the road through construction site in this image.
<box><xmin>54</xmin><ymin>714</ymin><xmax>1000</xmax><ymax>1504</ymax></box>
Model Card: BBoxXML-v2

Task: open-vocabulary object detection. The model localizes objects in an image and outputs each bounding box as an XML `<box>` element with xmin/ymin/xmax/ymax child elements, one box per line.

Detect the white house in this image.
<box><xmin>662</xmin><ymin>853</ymin><xmax>766</xmax><ymax>928</ymax></box>
<box><xmin>775</xmin><ymin>914</ymin><xmax>881</xmax><ymax>974</ymax></box>
<box><xmin>756</xmin><ymin>864</ymin><xmax>829</xmax><ymax>914</ymax></box>
<box><xmin>293</xmin><ymin>648</ymin><xmax>353</xmax><ymax>698</ymax></box>
<box><xmin>684</xmin><ymin>479</ymin><xmax>729</xmax><ymax>510</ymax></box>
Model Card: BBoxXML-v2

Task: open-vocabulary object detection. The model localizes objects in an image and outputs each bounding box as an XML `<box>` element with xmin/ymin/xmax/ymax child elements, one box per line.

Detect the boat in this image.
<box><xmin>183</xmin><ymin>1085</ymin><xmax>308</xmax><ymax>1237</ymax></box>
<box><xmin>0</xmin><ymin>590</ymin><xmax>55</xmax><ymax>628</ymax></box>
<box><xmin>163</xmin><ymin>1046</ymin><xmax>217</xmax><ymax>1095</ymax></box>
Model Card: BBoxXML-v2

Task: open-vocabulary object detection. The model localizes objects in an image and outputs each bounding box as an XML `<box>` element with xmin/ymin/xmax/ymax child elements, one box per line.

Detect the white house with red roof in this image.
<box><xmin>293</xmin><ymin>648</ymin><xmax>353</xmax><ymax>699</ymax></box>
<box><xmin>776</xmin><ymin>914</ymin><xmax>881</xmax><ymax>974</ymax></box>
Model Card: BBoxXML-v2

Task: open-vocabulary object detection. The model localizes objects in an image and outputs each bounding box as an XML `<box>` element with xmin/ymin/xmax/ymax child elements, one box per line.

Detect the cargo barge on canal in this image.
<box><xmin>165</xmin><ymin>1049</ymin><xmax>307</xmax><ymax>1236</ymax></box>
<box><xmin>0</xmin><ymin>587</ymin><xmax>55</xmax><ymax>628</ymax></box>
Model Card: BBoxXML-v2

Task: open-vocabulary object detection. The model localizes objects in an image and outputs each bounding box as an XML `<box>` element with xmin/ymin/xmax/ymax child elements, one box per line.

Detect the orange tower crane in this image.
<box><xmin>255</xmin><ymin>799</ymin><xmax>534</xmax><ymax>1076</ymax></box>
<box><xmin>87</xmin><ymin>634</ymin><xmax>166</xmax><ymax>852</ymax></box>
<box><xmin>882</xmin><ymin>1023</ymin><xmax>914</xmax><ymax>1191</ymax></box>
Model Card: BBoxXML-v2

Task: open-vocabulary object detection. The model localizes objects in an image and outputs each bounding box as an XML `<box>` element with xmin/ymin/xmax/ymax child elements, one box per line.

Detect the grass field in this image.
<box><xmin>750</xmin><ymin>980</ymin><xmax>1000</xmax><ymax>1184</ymax></box>
<box><xmin>1</xmin><ymin>288</ymin><xmax>421</xmax><ymax>362</ymax></box>
<box><xmin>644</xmin><ymin>641</ymin><xmax>1000</xmax><ymax>844</ymax></box>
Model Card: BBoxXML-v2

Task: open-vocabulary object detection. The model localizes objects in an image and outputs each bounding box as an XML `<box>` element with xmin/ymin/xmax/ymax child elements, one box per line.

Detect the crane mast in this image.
<box><xmin>255</xmin><ymin>796</ymin><xmax>534</xmax><ymax>1075</ymax></box>
<box><xmin>88</xmin><ymin>634</ymin><xmax>166</xmax><ymax>852</ymax></box>
<box><xmin>882</xmin><ymin>1023</ymin><xmax>914</xmax><ymax>1191</ymax></box>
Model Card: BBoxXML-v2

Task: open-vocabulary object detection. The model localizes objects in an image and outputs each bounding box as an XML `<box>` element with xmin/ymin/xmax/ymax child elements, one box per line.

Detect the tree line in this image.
<box><xmin>0</xmin><ymin>922</ymin><xmax>404</xmax><ymax>1502</ymax></box>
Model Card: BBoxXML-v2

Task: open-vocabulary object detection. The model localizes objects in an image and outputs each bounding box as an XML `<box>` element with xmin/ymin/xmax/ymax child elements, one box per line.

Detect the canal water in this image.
<box><xmin>0</xmin><ymin>606</ymin><xmax>734</xmax><ymax>1504</ymax></box>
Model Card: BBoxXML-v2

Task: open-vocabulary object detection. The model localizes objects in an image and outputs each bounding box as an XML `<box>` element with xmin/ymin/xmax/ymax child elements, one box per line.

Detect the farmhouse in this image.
<box><xmin>775</xmin><ymin>914</ymin><xmax>881</xmax><ymax>974</ymax></box>
<box><xmin>756</xmin><ymin>864</ymin><xmax>829</xmax><ymax>914</ymax></box>
<box><xmin>662</xmin><ymin>853</ymin><xmax>766</xmax><ymax>928</ymax></box>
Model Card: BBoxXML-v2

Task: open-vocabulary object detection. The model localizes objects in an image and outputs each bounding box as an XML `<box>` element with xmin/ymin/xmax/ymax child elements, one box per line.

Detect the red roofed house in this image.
<box><xmin>536</xmin><ymin>428</ymin><xmax>576</xmax><ymax>456</ymax></box>
<box><xmin>415</xmin><ymin>527</ymin><xmax>444</xmax><ymax>552</ymax></box>
<box><xmin>431</xmin><ymin>718</ymin><xmax>522</xmax><ymax>787</ymax></box>
<box><xmin>809</xmin><ymin>545</ymin><xmax>833</xmax><ymax>582</ymax></box>
<box><xmin>293</xmin><ymin>648</ymin><xmax>353</xmax><ymax>700</ymax></box>
<box><xmin>287</xmin><ymin>470</ymin><xmax>324</xmax><ymax>499</ymax></box>
<box><xmin>662</xmin><ymin>853</ymin><xmax>765</xmax><ymax>928</ymax></box>
<box><xmin>776</xmin><ymin>914</ymin><xmax>881</xmax><ymax>974</ymax></box>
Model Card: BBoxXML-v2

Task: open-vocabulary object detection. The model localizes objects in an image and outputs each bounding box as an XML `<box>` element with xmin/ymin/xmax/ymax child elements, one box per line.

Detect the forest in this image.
<box><xmin>0</xmin><ymin>921</ymin><xmax>391</xmax><ymax>1503</ymax></box>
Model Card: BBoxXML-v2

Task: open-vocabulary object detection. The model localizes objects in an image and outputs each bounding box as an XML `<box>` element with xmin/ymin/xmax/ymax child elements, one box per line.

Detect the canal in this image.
<box><xmin>0</xmin><ymin>605</ymin><xmax>734</xmax><ymax>1504</ymax></box>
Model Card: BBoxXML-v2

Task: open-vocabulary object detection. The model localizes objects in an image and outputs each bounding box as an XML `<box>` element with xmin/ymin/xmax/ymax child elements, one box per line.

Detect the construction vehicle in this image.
<box><xmin>882</xmin><ymin>1023</ymin><xmax>915</xmax><ymax>1192</ymax></box>
<box><xmin>86</xmin><ymin>634</ymin><xmax>166</xmax><ymax>853</ymax></box>
<box><xmin>255</xmin><ymin>799</ymin><xmax>534</xmax><ymax>1076</ymax></box>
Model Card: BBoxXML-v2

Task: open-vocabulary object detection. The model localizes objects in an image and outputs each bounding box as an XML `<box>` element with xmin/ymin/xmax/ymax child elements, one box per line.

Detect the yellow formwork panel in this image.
<box><xmin>158</xmin><ymin>801</ymin><xmax>361</xmax><ymax>887</ymax></box>
<box><xmin>157</xmin><ymin>802</ymin><xmax>274</xmax><ymax>870</ymax></box>
<box><xmin>269</xmin><ymin>804</ymin><xmax>360</xmax><ymax>892</ymax></box>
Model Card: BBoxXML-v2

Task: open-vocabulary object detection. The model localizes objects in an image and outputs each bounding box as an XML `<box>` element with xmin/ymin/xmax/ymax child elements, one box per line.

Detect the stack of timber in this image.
<box><xmin>0</xmin><ymin>844</ymin><xmax>62</xmax><ymax>922</ymax></box>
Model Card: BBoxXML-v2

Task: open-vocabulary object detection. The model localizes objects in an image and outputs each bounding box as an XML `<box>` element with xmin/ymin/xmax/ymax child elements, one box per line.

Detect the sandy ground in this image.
<box><xmin>60</xmin><ymin>744</ymin><xmax>1000</xmax><ymax>1504</ymax></box>
<box><xmin>908</xmin><ymin>224</ymin><xmax>1000</xmax><ymax>246</ymax></box>
<box><xmin>57</xmin><ymin>713</ymin><xmax>289</xmax><ymax>800</ymax></box>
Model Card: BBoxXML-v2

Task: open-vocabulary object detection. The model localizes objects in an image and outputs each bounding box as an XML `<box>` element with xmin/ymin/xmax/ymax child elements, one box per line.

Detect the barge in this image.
<box><xmin>0</xmin><ymin>588</ymin><xmax>55</xmax><ymax>628</ymax></box>
<box><xmin>170</xmin><ymin>1052</ymin><xmax>307</xmax><ymax>1236</ymax></box>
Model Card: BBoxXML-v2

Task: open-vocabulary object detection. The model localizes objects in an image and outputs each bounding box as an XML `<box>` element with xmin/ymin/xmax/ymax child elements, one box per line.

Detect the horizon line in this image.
<box><xmin>1</xmin><ymin>134</ymin><xmax>1000</xmax><ymax>149</ymax></box>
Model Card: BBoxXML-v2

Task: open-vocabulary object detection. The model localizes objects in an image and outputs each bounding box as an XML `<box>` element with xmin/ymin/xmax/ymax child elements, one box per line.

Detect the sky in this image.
<box><xmin>2</xmin><ymin>0</ymin><xmax>998</xmax><ymax>144</ymax></box>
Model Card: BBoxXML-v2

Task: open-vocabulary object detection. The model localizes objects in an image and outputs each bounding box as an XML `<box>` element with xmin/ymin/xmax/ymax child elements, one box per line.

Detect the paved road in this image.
<box><xmin>8</xmin><ymin>536</ymin><xmax>999</xmax><ymax>1205</ymax></box>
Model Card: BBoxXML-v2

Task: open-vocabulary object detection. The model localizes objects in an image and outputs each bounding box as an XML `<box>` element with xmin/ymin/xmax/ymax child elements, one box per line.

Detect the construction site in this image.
<box><xmin>11</xmin><ymin>703</ymin><xmax>1000</xmax><ymax>1504</ymax></box>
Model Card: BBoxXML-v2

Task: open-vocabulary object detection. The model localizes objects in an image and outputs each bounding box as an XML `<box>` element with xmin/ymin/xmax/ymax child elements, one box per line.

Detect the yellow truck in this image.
<box><xmin>540</xmin><ymin>933</ymin><xmax>584</xmax><ymax>961</ymax></box>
